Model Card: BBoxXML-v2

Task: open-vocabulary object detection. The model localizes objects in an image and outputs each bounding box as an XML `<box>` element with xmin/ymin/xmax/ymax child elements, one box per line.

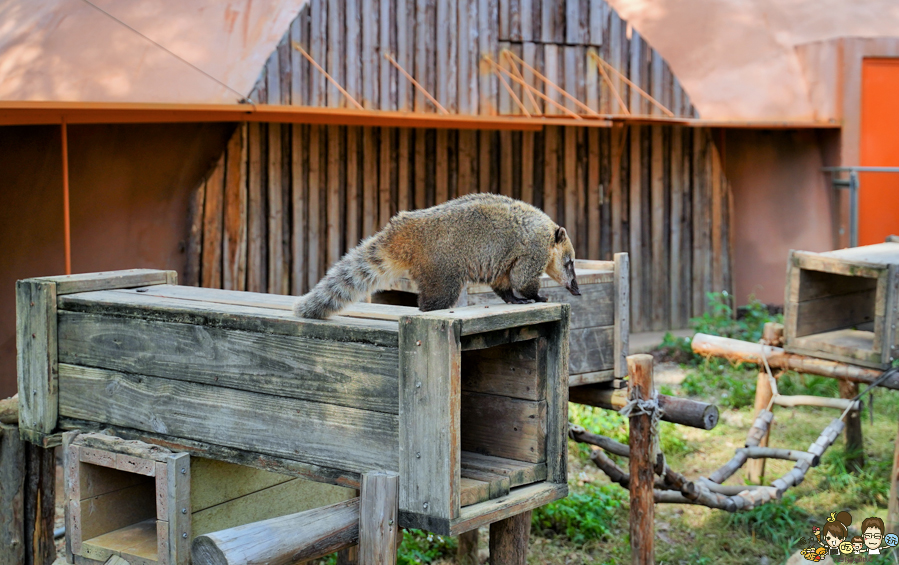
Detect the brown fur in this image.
<box><xmin>293</xmin><ymin>193</ymin><xmax>580</xmax><ymax>319</ymax></box>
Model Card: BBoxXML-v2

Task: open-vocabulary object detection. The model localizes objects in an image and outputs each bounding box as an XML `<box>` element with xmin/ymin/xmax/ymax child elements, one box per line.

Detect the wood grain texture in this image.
<box><xmin>488</xmin><ymin>510</ymin><xmax>531</xmax><ymax>565</ymax></box>
<box><xmin>292</xmin><ymin>124</ymin><xmax>308</xmax><ymax>295</ymax></box>
<box><xmin>247</xmin><ymin>122</ymin><xmax>266</xmax><ymax>293</ymax></box>
<box><xmin>57</xmin><ymin>311</ymin><xmax>400</xmax><ymax>414</ymax></box>
<box><xmin>398</xmin><ymin>315</ymin><xmax>461</xmax><ymax>523</ymax></box>
<box><xmin>460</xmin><ymin>392</ymin><xmax>546</xmax><ymax>463</ymax></box>
<box><xmin>0</xmin><ymin>424</ymin><xmax>25</xmax><ymax>565</ymax></box>
<box><xmin>16</xmin><ymin>280</ymin><xmax>58</xmax><ymax>435</ymax></box>
<box><xmin>360</xmin><ymin>471</ymin><xmax>399</xmax><ymax>565</ymax></box>
<box><xmin>58</xmin><ymin>365</ymin><xmax>399</xmax><ymax>476</ymax></box>
<box><xmin>461</xmin><ymin>339</ymin><xmax>545</xmax><ymax>401</ymax></box>
<box><xmin>202</xmin><ymin>157</ymin><xmax>225</xmax><ymax>289</ymax></box>
<box><xmin>627</xmin><ymin>354</ymin><xmax>655</xmax><ymax>565</ymax></box>
<box><xmin>223</xmin><ymin>125</ymin><xmax>247</xmax><ymax>292</ymax></box>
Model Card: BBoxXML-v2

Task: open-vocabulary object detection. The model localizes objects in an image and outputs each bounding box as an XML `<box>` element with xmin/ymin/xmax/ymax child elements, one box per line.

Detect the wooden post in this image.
<box><xmin>0</xmin><ymin>424</ymin><xmax>25</xmax><ymax>565</ymax></box>
<box><xmin>887</xmin><ymin>420</ymin><xmax>899</xmax><ymax>538</ymax></box>
<box><xmin>360</xmin><ymin>471</ymin><xmax>399</xmax><ymax>565</ymax></box>
<box><xmin>488</xmin><ymin>511</ymin><xmax>531</xmax><ymax>565</ymax></box>
<box><xmin>747</xmin><ymin>372</ymin><xmax>773</xmax><ymax>483</ymax></box>
<box><xmin>627</xmin><ymin>354</ymin><xmax>655</xmax><ymax>565</ymax></box>
<box><xmin>839</xmin><ymin>379</ymin><xmax>865</xmax><ymax>472</ymax></box>
<box><xmin>457</xmin><ymin>529</ymin><xmax>479</xmax><ymax>565</ymax></box>
<box><xmin>0</xmin><ymin>395</ymin><xmax>17</xmax><ymax>425</ymax></box>
<box><xmin>24</xmin><ymin>442</ymin><xmax>55</xmax><ymax>565</ymax></box>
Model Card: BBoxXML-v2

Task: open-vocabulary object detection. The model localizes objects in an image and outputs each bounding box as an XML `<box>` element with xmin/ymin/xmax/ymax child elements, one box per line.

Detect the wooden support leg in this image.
<box><xmin>336</xmin><ymin>546</ymin><xmax>359</xmax><ymax>565</ymax></box>
<box><xmin>627</xmin><ymin>354</ymin><xmax>655</xmax><ymax>565</ymax></box>
<box><xmin>359</xmin><ymin>471</ymin><xmax>399</xmax><ymax>565</ymax></box>
<box><xmin>747</xmin><ymin>372</ymin><xmax>773</xmax><ymax>484</ymax></box>
<box><xmin>887</xmin><ymin>420</ymin><xmax>899</xmax><ymax>536</ymax></box>
<box><xmin>457</xmin><ymin>529</ymin><xmax>479</xmax><ymax>565</ymax></box>
<box><xmin>489</xmin><ymin>511</ymin><xmax>531</xmax><ymax>565</ymax></box>
<box><xmin>839</xmin><ymin>380</ymin><xmax>864</xmax><ymax>472</ymax></box>
<box><xmin>24</xmin><ymin>442</ymin><xmax>55</xmax><ymax>565</ymax></box>
<box><xmin>0</xmin><ymin>424</ymin><xmax>26</xmax><ymax>565</ymax></box>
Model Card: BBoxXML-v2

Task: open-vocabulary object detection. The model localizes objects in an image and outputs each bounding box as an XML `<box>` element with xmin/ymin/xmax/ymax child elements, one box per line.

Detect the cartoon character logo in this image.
<box><xmin>801</xmin><ymin>513</ymin><xmax>899</xmax><ymax>561</ymax></box>
<box><xmin>838</xmin><ymin>541</ymin><xmax>854</xmax><ymax>555</ymax></box>
<box><xmin>885</xmin><ymin>532</ymin><xmax>899</xmax><ymax>547</ymax></box>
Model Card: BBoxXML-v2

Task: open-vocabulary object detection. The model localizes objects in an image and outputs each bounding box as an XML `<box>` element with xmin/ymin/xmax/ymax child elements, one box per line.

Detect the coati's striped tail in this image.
<box><xmin>293</xmin><ymin>233</ymin><xmax>397</xmax><ymax>319</ymax></box>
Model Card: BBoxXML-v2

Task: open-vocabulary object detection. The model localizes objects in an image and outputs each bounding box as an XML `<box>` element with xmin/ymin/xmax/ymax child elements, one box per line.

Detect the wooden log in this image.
<box><xmin>807</xmin><ymin>419</ymin><xmax>845</xmax><ymax>459</ymax></box>
<box><xmin>691</xmin><ymin>333</ymin><xmax>897</xmax><ymax>389</ymax></box>
<box><xmin>0</xmin><ymin>424</ymin><xmax>25</xmax><ymax>565</ymax></box>
<box><xmin>772</xmin><ymin>395</ymin><xmax>859</xmax><ymax>410</ymax></box>
<box><xmin>0</xmin><ymin>395</ymin><xmax>17</xmax><ymax>425</ymax></box>
<box><xmin>745</xmin><ymin>410</ymin><xmax>774</xmax><ymax>448</ymax></box>
<box><xmin>360</xmin><ymin>471</ymin><xmax>399</xmax><ymax>565</ymax></box>
<box><xmin>839</xmin><ymin>379</ymin><xmax>865</xmax><ymax>472</ymax></box>
<box><xmin>568</xmin><ymin>425</ymin><xmax>629</xmax><ymax>457</ymax></box>
<box><xmin>740</xmin><ymin>447</ymin><xmax>818</xmax><ymax>467</ymax></box>
<box><xmin>457</xmin><ymin>529</ymin><xmax>479</xmax><ymax>565</ymax></box>
<box><xmin>627</xmin><ymin>354</ymin><xmax>654</xmax><ymax>565</ymax></box>
<box><xmin>488</xmin><ymin>511</ymin><xmax>531</xmax><ymax>565</ymax></box>
<box><xmin>191</xmin><ymin>498</ymin><xmax>360</xmax><ymax>565</ymax></box>
<box><xmin>569</xmin><ymin>385</ymin><xmax>719</xmax><ymax>430</ymax></box>
<box><xmin>747</xmin><ymin>372</ymin><xmax>773</xmax><ymax>484</ymax></box>
<box><xmin>762</xmin><ymin>322</ymin><xmax>784</xmax><ymax>347</ymax></box>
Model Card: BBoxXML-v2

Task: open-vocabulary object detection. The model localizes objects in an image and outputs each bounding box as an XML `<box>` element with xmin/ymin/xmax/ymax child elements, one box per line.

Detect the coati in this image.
<box><xmin>293</xmin><ymin>193</ymin><xmax>580</xmax><ymax>319</ymax></box>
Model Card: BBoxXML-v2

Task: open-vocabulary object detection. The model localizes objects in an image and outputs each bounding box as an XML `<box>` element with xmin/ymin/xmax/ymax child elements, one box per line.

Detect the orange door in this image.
<box><xmin>859</xmin><ymin>59</ymin><xmax>899</xmax><ymax>245</ymax></box>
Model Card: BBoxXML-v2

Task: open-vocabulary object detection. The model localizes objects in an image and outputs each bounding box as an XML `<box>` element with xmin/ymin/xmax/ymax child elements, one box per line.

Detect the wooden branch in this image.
<box><xmin>691</xmin><ymin>333</ymin><xmax>896</xmax><ymax>389</ymax></box>
<box><xmin>740</xmin><ymin>447</ymin><xmax>818</xmax><ymax>467</ymax></box>
<box><xmin>191</xmin><ymin>498</ymin><xmax>360</xmax><ymax>565</ymax></box>
<box><xmin>772</xmin><ymin>395</ymin><xmax>860</xmax><ymax>411</ymax></box>
<box><xmin>696</xmin><ymin>478</ymin><xmax>766</xmax><ymax>496</ymax></box>
<box><xmin>568</xmin><ymin>426</ymin><xmax>629</xmax><ymax>457</ymax></box>
<box><xmin>0</xmin><ymin>395</ymin><xmax>17</xmax><ymax>425</ymax></box>
<box><xmin>569</xmin><ymin>385</ymin><xmax>719</xmax><ymax>430</ymax></box>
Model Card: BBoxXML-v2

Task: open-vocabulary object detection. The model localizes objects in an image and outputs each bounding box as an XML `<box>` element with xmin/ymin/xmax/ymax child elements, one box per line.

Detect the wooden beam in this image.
<box><xmin>359</xmin><ymin>471</ymin><xmax>399</xmax><ymax>565</ymax></box>
<box><xmin>627</xmin><ymin>354</ymin><xmax>655</xmax><ymax>565</ymax></box>
<box><xmin>488</xmin><ymin>511</ymin><xmax>531</xmax><ymax>565</ymax></box>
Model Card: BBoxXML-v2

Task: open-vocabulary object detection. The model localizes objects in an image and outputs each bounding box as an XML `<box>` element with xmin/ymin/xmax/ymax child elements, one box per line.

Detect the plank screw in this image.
<box><xmin>415</xmin><ymin>382</ymin><xmax>421</xmax><ymax>388</ymax></box>
<box><xmin>422</xmin><ymin>502</ymin><xmax>429</xmax><ymax>510</ymax></box>
<box><xmin>416</xmin><ymin>340</ymin><xmax>421</xmax><ymax>346</ymax></box>
<box><xmin>30</xmin><ymin>302</ymin><xmax>34</xmax><ymax>306</ymax></box>
<box><xmin>32</xmin><ymin>334</ymin><xmax>35</xmax><ymax>338</ymax></box>
<box><xmin>181</xmin><ymin>468</ymin><xmax>186</xmax><ymax>474</ymax></box>
<box><xmin>182</xmin><ymin>533</ymin><xmax>188</xmax><ymax>539</ymax></box>
<box><xmin>389</xmin><ymin>519</ymin><xmax>394</xmax><ymax>526</ymax></box>
<box><xmin>484</xmin><ymin>305</ymin><xmax>489</xmax><ymax>308</ymax></box>
<box><xmin>181</xmin><ymin>508</ymin><xmax>187</xmax><ymax>514</ymax></box>
<box><xmin>416</xmin><ymin>452</ymin><xmax>420</xmax><ymax>458</ymax></box>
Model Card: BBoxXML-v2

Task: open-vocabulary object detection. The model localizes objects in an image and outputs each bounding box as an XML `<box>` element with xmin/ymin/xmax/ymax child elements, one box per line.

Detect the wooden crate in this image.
<box><xmin>784</xmin><ymin>241</ymin><xmax>899</xmax><ymax>369</ymax></box>
<box><xmin>372</xmin><ymin>254</ymin><xmax>629</xmax><ymax>387</ymax></box>
<box><xmin>63</xmin><ymin>433</ymin><xmax>352</xmax><ymax>565</ymax></box>
<box><xmin>17</xmin><ymin>269</ymin><xmax>569</xmax><ymax>537</ymax></box>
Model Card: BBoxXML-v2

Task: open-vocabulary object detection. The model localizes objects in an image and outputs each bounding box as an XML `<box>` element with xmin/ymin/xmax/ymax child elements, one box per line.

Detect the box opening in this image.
<box><xmin>371</xmin><ymin>289</ymin><xmax>419</xmax><ymax>307</ymax></box>
<box><xmin>77</xmin><ymin>462</ymin><xmax>158</xmax><ymax>562</ymax></box>
<box><xmin>458</xmin><ymin>339</ymin><xmax>548</xmax><ymax>507</ymax></box>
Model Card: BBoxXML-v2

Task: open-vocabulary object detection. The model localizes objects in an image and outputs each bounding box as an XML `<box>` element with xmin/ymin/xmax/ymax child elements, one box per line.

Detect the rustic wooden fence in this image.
<box><xmin>184</xmin><ymin>0</ymin><xmax>734</xmax><ymax>332</ymax></box>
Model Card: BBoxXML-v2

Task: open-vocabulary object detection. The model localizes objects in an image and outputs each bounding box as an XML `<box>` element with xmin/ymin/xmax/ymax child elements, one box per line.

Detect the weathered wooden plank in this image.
<box><xmin>359</xmin><ymin>471</ymin><xmax>399</xmax><ymax>565</ymax></box>
<box><xmin>545</xmin><ymin>302</ymin><xmax>569</xmax><ymax>484</ymax></box>
<box><xmin>397</xmin><ymin>0</ymin><xmax>413</xmax><ymax>111</ymax></box>
<box><xmin>291</xmin><ymin>14</ymin><xmax>306</xmax><ymax>106</ymax></box>
<box><xmin>16</xmin><ymin>280</ymin><xmax>58</xmax><ymax>435</ymax></box>
<box><xmin>460</xmin><ymin>477</ymin><xmax>490</xmax><ymax>507</ymax></box>
<box><xmin>543</xmin><ymin>126</ymin><xmax>558</xmax><ymax>219</ymax></box>
<box><xmin>614</xmin><ymin>253</ymin><xmax>629</xmax><ymax>378</ymax></box>
<box><xmin>202</xmin><ymin>156</ymin><xmax>225</xmax><ymax>289</ymax></box>
<box><xmin>563</xmin><ymin>126</ymin><xmax>577</xmax><ymax>237</ymax></box>
<box><xmin>78</xmin><ymin>482</ymin><xmax>155</xmax><ymax>542</ymax></box>
<box><xmin>450</xmin><ymin>483</ymin><xmax>566</xmax><ymax>536</ymax></box>
<box><xmin>292</xmin><ymin>125</ymin><xmax>308</xmax><ymax>295</ymax></box>
<box><xmin>57</xmin><ymin>287</ymin><xmax>399</xmax><ymax>346</ymax></box>
<box><xmin>307</xmin><ymin>124</ymin><xmax>322</xmax><ymax>287</ymax></box>
<box><xmin>380</xmin><ymin>0</ymin><xmax>394</xmax><ymax>111</ymax></box>
<box><xmin>711</xmin><ymin>135</ymin><xmax>723</xmax><ymax>294</ymax></box>
<box><xmin>458</xmin><ymin>130</ymin><xmax>476</xmax><ymax>196</ymax></box>
<box><xmin>466</xmin><ymin>281</ymin><xmax>614</xmax><ymax>329</ymax></box>
<box><xmin>457</xmin><ymin>0</ymin><xmax>474</xmax><ymax>115</ymax></box>
<box><xmin>587</xmin><ymin>127</ymin><xmax>600</xmax><ymax>258</ymax></box>
<box><xmin>247</xmin><ymin>122</ymin><xmax>266</xmax><ymax>293</ymax></box>
<box><xmin>59</xmin><ymin>365</ymin><xmax>399</xmax><ymax>476</ymax></box>
<box><xmin>0</xmin><ymin>424</ymin><xmax>25</xmax><ymax>565</ymax></box>
<box><xmin>57</xmin><ymin>311</ymin><xmax>400</xmax><ymax>414</ymax></box>
<box><xmin>460</xmin><ymin>452</ymin><xmax>546</xmax><ymax>487</ymax></box>
<box><xmin>610</xmin><ymin>125</ymin><xmax>623</xmax><ymax>252</ymax></box>
<box><xmin>461</xmin><ymin>339</ymin><xmax>545</xmax><ymax>401</ymax></box>
<box><xmin>29</xmin><ymin>270</ymin><xmax>171</xmax><ymax>296</ymax></box>
<box><xmin>79</xmin><ymin>519</ymin><xmax>156</xmax><ymax>565</ymax></box>
<box><xmin>568</xmin><ymin>324</ymin><xmax>614</xmax><ymax>375</ymax></box>
<box><xmin>185</xmin><ymin>181</ymin><xmax>206</xmax><ymax>287</ymax></box>
<box><xmin>499</xmin><ymin>130</ymin><xmax>512</xmax><ymax>197</ymax></box>
<box><xmin>459</xmin><ymin>468</ymin><xmax>510</xmax><ymax>499</ymax></box>
<box><xmin>436</xmin><ymin>128</ymin><xmax>450</xmax><ymax>203</ymax></box>
<box><xmin>442</xmin><ymin>303</ymin><xmax>562</xmax><ymax>336</ymax></box>
<box><xmin>628</xmin><ymin>126</ymin><xmax>643</xmax><ymax>330</ymax></box>
<box><xmin>398</xmin><ymin>128</ymin><xmax>411</xmax><ymax>210</ymax></box>
<box><xmin>478</xmin><ymin>130</ymin><xmax>493</xmax><ymax>193</ymax></box>
<box><xmin>628</xmin><ymin>354</ymin><xmax>655</xmax><ymax>565</ymax></box>
<box><xmin>363</xmin><ymin>127</ymin><xmax>378</xmax><ymax>237</ymax></box>
<box><xmin>651</xmin><ymin>125</ymin><xmax>667</xmax><ymax>330</ymax></box>
<box><xmin>399</xmin><ymin>315</ymin><xmax>462</xmax><ymax>524</ymax></box>
<box><xmin>669</xmin><ymin>126</ymin><xmax>684</xmax><ymax>327</ymax></box>
<box><xmin>478</xmin><ymin>0</ymin><xmax>497</xmax><ymax>115</ymax></box>
<box><xmin>224</xmin><ymin>125</ymin><xmax>248</xmax><ymax>292</ymax></box>
<box><xmin>460</xmin><ymin>392</ymin><xmax>546</xmax><ymax>463</ymax></box>
<box><xmin>327</xmin><ymin>125</ymin><xmax>344</xmax><ymax>267</ymax></box>
<box><xmin>692</xmin><ymin>129</ymin><xmax>711</xmax><ymax>316</ymax></box>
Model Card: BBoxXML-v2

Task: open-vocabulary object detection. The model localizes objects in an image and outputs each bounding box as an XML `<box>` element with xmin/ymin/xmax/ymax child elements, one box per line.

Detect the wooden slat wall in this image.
<box><xmin>183</xmin><ymin>0</ymin><xmax>733</xmax><ymax>332</ymax></box>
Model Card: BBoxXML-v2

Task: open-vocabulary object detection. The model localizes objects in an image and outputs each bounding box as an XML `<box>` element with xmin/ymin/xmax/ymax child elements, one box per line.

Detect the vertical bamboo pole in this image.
<box><xmin>627</xmin><ymin>354</ymin><xmax>654</xmax><ymax>565</ymax></box>
<box><xmin>747</xmin><ymin>372</ymin><xmax>773</xmax><ymax>484</ymax></box>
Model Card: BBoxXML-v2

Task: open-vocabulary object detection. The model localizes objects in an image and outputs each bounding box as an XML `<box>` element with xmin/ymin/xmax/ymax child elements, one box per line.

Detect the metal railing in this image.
<box><xmin>822</xmin><ymin>166</ymin><xmax>899</xmax><ymax>247</ymax></box>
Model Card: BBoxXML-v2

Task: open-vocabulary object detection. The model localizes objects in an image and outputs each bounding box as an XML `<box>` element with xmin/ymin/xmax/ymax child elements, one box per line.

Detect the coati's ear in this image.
<box><xmin>555</xmin><ymin>226</ymin><xmax>568</xmax><ymax>244</ymax></box>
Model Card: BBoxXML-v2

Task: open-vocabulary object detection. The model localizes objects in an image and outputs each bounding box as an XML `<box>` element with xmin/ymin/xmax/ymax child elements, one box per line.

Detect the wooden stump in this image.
<box><xmin>457</xmin><ymin>529</ymin><xmax>479</xmax><ymax>565</ymax></box>
<box><xmin>0</xmin><ymin>424</ymin><xmax>25</xmax><ymax>565</ymax></box>
<box><xmin>747</xmin><ymin>372</ymin><xmax>774</xmax><ymax>483</ymax></box>
<box><xmin>488</xmin><ymin>511</ymin><xmax>531</xmax><ymax>565</ymax></box>
<box><xmin>839</xmin><ymin>380</ymin><xmax>864</xmax><ymax>472</ymax></box>
<box><xmin>336</xmin><ymin>546</ymin><xmax>359</xmax><ymax>565</ymax></box>
<box><xmin>627</xmin><ymin>354</ymin><xmax>655</xmax><ymax>565</ymax></box>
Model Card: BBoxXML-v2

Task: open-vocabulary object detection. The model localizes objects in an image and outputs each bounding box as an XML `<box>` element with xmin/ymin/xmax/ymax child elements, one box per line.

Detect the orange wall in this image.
<box><xmin>859</xmin><ymin>58</ymin><xmax>899</xmax><ymax>245</ymax></box>
<box><xmin>724</xmin><ymin>129</ymin><xmax>839</xmax><ymax>306</ymax></box>
<box><xmin>0</xmin><ymin>122</ymin><xmax>234</xmax><ymax>398</ymax></box>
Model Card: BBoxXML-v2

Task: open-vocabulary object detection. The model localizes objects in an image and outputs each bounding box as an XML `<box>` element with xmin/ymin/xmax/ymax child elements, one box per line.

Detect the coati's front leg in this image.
<box><xmin>491</xmin><ymin>271</ymin><xmax>531</xmax><ymax>304</ymax></box>
<box><xmin>416</xmin><ymin>273</ymin><xmax>466</xmax><ymax>312</ymax></box>
<box><xmin>517</xmin><ymin>279</ymin><xmax>547</xmax><ymax>302</ymax></box>
<box><xmin>510</xmin><ymin>258</ymin><xmax>548</xmax><ymax>303</ymax></box>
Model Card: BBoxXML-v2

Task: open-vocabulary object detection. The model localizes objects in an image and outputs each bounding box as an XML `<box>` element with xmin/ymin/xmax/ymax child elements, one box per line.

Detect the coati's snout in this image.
<box><xmin>546</xmin><ymin>226</ymin><xmax>581</xmax><ymax>296</ymax></box>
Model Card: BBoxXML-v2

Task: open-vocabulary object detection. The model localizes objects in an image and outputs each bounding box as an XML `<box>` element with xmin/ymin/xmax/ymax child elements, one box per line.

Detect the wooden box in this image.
<box><xmin>17</xmin><ymin>269</ymin><xmax>570</xmax><ymax>537</ymax></box>
<box><xmin>784</xmin><ymin>241</ymin><xmax>899</xmax><ymax>369</ymax></box>
<box><xmin>63</xmin><ymin>432</ymin><xmax>352</xmax><ymax>565</ymax></box>
<box><xmin>372</xmin><ymin>254</ymin><xmax>629</xmax><ymax>387</ymax></box>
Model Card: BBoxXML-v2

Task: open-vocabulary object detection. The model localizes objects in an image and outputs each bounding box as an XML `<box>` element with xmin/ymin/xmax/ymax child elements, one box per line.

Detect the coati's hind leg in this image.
<box><xmin>417</xmin><ymin>275</ymin><xmax>466</xmax><ymax>312</ymax></box>
<box><xmin>491</xmin><ymin>271</ymin><xmax>530</xmax><ymax>304</ymax></box>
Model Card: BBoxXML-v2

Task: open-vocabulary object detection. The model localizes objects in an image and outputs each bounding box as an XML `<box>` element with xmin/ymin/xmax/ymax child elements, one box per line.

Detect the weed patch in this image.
<box><xmin>532</xmin><ymin>482</ymin><xmax>625</xmax><ymax>545</ymax></box>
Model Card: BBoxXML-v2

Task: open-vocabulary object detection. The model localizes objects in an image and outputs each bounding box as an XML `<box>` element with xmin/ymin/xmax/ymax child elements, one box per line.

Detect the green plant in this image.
<box><xmin>692</xmin><ymin>292</ymin><xmax>779</xmax><ymax>344</ymax></box>
<box><xmin>532</xmin><ymin>482</ymin><xmax>625</xmax><ymax>544</ymax></box>
<box><xmin>818</xmin><ymin>448</ymin><xmax>892</xmax><ymax>507</ymax></box>
<box><xmin>397</xmin><ymin>529</ymin><xmax>458</xmax><ymax>565</ymax></box>
<box><xmin>681</xmin><ymin>357</ymin><xmax>758</xmax><ymax>409</ymax></box>
<box><xmin>726</xmin><ymin>492</ymin><xmax>813</xmax><ymax>556</ymax></box>
<box><xmin>776</xmin><ymin>371</ymin><xmax>840</xmax><ymax>398</ymax></box>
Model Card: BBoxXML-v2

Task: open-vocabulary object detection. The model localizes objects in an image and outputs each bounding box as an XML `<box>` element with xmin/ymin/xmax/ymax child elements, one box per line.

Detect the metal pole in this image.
<box><xmin>849</xmin><ymin>170</ymin><xmax>859</xmax><ymax>248</ymax></box>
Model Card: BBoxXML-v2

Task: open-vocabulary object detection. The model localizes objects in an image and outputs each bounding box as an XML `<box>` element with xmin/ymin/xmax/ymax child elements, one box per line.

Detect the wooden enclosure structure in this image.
<box><xmin>186</xmin><ymin>0</ymin><xmax>736</xmax><ymax>333</ymax></box>
<box><xmin>784</xmin><ymin>240</ymin><xmax>899</xmax><ymax>369</ymax></box>
<box><xmin>373</xmin><ymin>255</ymin><xmax>629</xmax><ymax>386</ymax></box>
<box><xmin>17</xmin><ymin>269</ymin><xmax>570</xmax><ymax>540</ymax></box>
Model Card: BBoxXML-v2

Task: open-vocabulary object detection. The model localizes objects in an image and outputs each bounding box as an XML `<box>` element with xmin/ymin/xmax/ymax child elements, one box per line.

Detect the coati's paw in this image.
<box><xmin>503</xmin><ymin>295</ymin><xmax>532</xmax><ymax>305</ymax></box>
<box><xmin>533</xmin><ymin>294</ymin><xmax>548</xmax><ymax>303</ymax></box>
